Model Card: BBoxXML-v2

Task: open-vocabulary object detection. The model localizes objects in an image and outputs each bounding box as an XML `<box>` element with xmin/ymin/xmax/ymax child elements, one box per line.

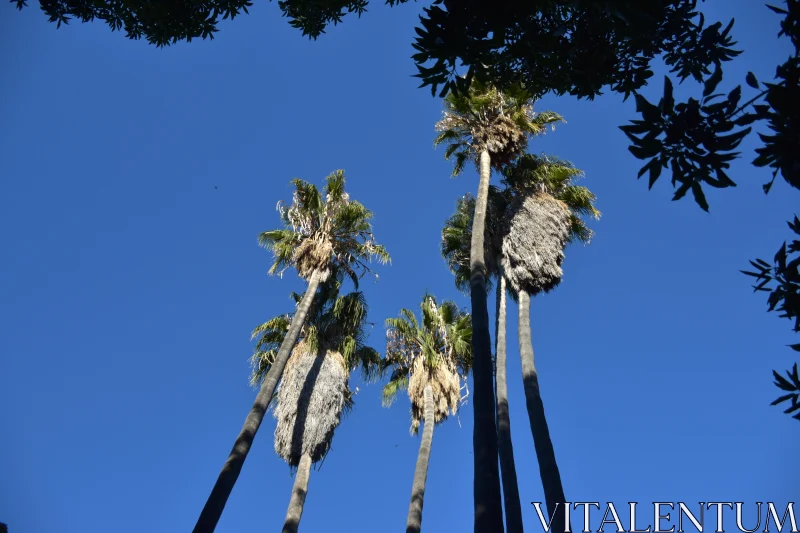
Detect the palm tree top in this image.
<box><xmin>441</xmin><ymin>152</ymin><xmax>600</xmax><ymax>296</ymax></box>
<box><xmin>502</xmin><ymin>153</ymin><xmax>600</xmax><ymax>245</ymax></box>
<box><xmin>258</xmin><ymin>170</ymin><xmax>390</xmax><ymax>286</ymax></box>
<box><xmin>434</xmin><ymin>81</ymin><xmax>563</xmax><ymax>175</ymax></box>
<box><xmin>250</xmin><ymin>269</ymin><xmax>382</xmax><ymax>399</ymax></box>
<box><xmin>382</xmin><ymin>294</ymin><xmax>472</xmax><ymax>433</ymax></box>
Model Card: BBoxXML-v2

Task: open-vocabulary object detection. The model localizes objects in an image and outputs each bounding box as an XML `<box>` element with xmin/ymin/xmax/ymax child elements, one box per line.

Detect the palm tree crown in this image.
<box><xmin>502</xmin><ymin>153</ymin><xmax>600</xmax><ymax>245</ymax></box>
<box><xmin>258</xmin><ymin>169</ymin><xmax>390</xmax><ymax>285</ymax></box>
<box><xmin>382</xmin><ymin>295</ymin><xmax>472</xmax><ymax>433</ymax></box>
<box><xmin>434</xmin><ymin>81</ymin><xmax>563</xmax><ymax>175</ymax></box>
<box><xmin>441</xmin><ymin>153</ymin><xmax>600</xmax><ymax>296</ymax></box>
<box><xmin>250</xmin><ymin>273</ymin><xmax>382</xmax><ymax>533</ymax></box>
<box><xmin>250</xmin><ymin>270</ymin><xmax>382</xmax><ymax>427</ymax></box>
<box><xmin>501</xmin><ymin>154</ymin><xmax>600</xmax><ymax>295</ymax></box>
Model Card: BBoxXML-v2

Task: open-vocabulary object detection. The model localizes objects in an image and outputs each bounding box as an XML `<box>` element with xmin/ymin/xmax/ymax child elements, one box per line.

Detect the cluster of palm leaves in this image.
<box><xmin>192</xmin><ymin>81</ymin><xmax>599</xmax><ymax>533</ymax></box>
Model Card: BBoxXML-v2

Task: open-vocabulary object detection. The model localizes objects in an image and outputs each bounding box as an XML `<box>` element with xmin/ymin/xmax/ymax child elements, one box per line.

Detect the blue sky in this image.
<box><xmin>0</xmin><ymin>2</ymin><xmax>797</xmax><ymax>532</ymax></box>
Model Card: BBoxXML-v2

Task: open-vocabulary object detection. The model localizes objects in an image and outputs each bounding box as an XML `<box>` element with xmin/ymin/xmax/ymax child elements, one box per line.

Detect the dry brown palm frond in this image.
<box><xmin>273</xmin><ymin>340</ymin><xmax>347</xmax><ymax>465</ymax></box>
<box><xmin>407</xmin><ymin>356</ymin><xmax>461</xmax><ymax>434</ymax></box>
<box><xmin>502</xmin><ymin>193</ymin><xmax>572</xmax><ymax>296</ymax></box>
<box><xmin>292</xmin><ymin>238</ymin><xmax>333</xmax><ymax>281</ymax></box>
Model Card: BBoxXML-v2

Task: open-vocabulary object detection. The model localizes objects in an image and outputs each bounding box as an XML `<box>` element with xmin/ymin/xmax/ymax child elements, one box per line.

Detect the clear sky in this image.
<box><xmin>0</xmin><ymin>2</ymin><xmax>797</xmax><ymax>532</ymax></box>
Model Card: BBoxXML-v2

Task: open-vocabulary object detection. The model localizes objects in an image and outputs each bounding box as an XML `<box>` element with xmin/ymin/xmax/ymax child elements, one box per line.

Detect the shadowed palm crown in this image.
<box><xmin>249</xmin><ymin>268</ymin><xmax>382</xmax><ymax>405</ymax></box>
<box><xmin>258</xmin><ymin>169</ymin><xmax>390</xmax><ymax>286</ymax></box>
<box><xmin>382</xmin><ymin>295</ymin><xmax>472</xmax><ymax>433</ymax></box>
<box><xmin>441</xmin><ymin>185</ymin><xmax>511</xmax><ymax>295</ymax></box>
<box><xmin>434</xmin><ymin>81</ymin><xmax>563</xmax><ymax>174</ymax></box>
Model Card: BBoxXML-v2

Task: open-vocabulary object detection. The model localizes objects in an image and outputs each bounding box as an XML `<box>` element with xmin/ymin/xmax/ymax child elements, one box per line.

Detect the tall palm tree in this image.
<box><xmin>250</xmin><ymin>272</ymin><xmax>382</xmax><ymax>533</ymax></box>
<box><xmin>435</xmin><ymin>81</ymin><xmax>562</xmax><ymax>532</ymax></box>
<box><xmin>441</xmin><ymin>153</ymin><xmax>599</xmax><ymax>533</ymax></box>
<box><xmin>441</xmin><ymin>188</ymin><xmax>524</xmax><ymax>533</ymax></box>
<box><xmin>193</xmin><ymin>170</ymin><xmax>389</xmax><ymax>533</ymax></box>
<box><xmin>382</xmin><ymin>295</ymin><xmax>472</xmax><ymax>533</ymax></box>
<box><xmin>501</xmin><ymin>154</ymin><xmax>599</xmax><ymax>533</ymax></box>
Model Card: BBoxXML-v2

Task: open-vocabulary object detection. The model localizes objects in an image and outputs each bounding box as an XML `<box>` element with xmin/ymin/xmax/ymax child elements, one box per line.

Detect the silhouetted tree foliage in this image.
<box><xmin>0</xmin><ymin>521</ymin><xmax>7</xmax><ymax>533</ymax></box>
<box><xmin>11</xmin><ymin>0</ymin><xmax>254</xmax><ymax>46</ymax></box>
<box><xmin>622</xmin><ymin>1</ymin><xmax>799</xmax><ymax>210</ymax></box>
<box><xmin>742</xmin><ymin>216</ymin><xmax>800</xmax><ymax>420</ymax></box>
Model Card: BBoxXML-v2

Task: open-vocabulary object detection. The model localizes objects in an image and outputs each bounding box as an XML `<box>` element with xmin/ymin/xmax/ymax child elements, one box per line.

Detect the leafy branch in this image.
<box><xmin>621</xmin><ymin>1</ymin><xmax>800</xmax><ymax>209</ymax></box>
<box><xmin>742</xmin><ymin>215</ymin><xmax>800</xmax><ymax>419</ymax></box>
<box><xmin>771</xmin><ymin>364</ymin><xmax>800</xmax><ymax>420</ymax></box>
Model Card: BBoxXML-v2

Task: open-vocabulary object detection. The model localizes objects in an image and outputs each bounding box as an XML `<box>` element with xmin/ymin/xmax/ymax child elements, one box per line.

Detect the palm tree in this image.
<box><xmin>441</xmin><ymin>153</ymin><xmax>599</xmax><ymax>533</ymax></box>
<box><xmin>382</xmin><ymin>295</ymin><xmax>472</xmax><ymax>533</ymax></box>
<box><xmin>441</xmin><ymin>188</ymin><xmax>524</xmax><ymax>533</ymax></box>
<box><xmin>193</xmin><ymin>170</ymin><xmax>389</xmax><ymax>533</ymax></box>
<box><xmin>250</xmin><ymin>272</ymin><xmax>382</xmax><ymax>533</ymax></box>
<box><xmin>434</xmin><ymin>81</ymin><xmax>562</xmax><ymax>532</ymax></box>
<box><xmin>501</xmin><ymin>154</ymin><xmax>599</xmax><ymax>533</ymax></box>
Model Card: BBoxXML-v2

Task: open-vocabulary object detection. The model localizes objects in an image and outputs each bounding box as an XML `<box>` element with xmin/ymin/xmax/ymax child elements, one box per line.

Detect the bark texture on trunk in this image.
<box><xmin>495</xmin><ymin>273</ymin><xmax>524</xmax><ymax>533</ymax></box>
<box><xmin>282</xmin><ymin>452</ymin><xmax>312</xmax><ymax>533</ymax></box>
<box><xmin>518</xmin><ymin>291</ymin><xmax>566</xmax><ymax>533</ymax></box>
<box><xmin>471</xmin><ymin>149</ymin><xmax>504</xmax><ymax>533</ymax></box>
<box><xmin>193</xmin><ymin>270</ymin><xmax>322</xmax><ymax>533</ymax></box>
<box><xmin>406</xmin><ymin>384</ymin><xmax>435</xmax><ymax>533</ymax></box>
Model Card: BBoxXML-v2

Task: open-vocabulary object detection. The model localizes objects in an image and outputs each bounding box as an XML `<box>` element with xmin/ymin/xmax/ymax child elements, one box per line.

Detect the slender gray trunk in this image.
<box><xmin>282</xmin><ymin>453</ymin><xmax>312</xmax><ymax>533</ymax></box>
<box><xmin>495</xmin><ymin>272</ymin><xmax>524</xmax><ymax>533</ymax></box>
<box><xmin>471</xmin><ymin>149</ymin><xmax>504</xmax><ymax>533</ymax></box>
<box><xmin>406</xmin><ymin>384</ymin><xmax>435</xmax><ymax>533</ymax></box>
<box><xmin>193</xmin><ymin>270</ymin><xmax>323</xmax><ymax>533</ymax></box>
<box><xmin>518</xmin><ymin>291</ymin><xmax>566</xmax><ymax>533</ymax></box>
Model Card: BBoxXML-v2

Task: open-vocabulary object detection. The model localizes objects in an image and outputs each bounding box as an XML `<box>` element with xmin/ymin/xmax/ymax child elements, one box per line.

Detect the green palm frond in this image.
<box><xmin>568</xmin><ymin>215</ymin><xmax>594</xmax><ymax>244</ymax></box>
<box><xmin>452</xmin><ymin>151</ymin><xmax>469</xmax><ymax>177</ymax></box>
<box><xmin>382</xmin><ymin>369</ymin><xmax>410</xmax><ymax>408</ymax></box>
<box><xmin>558</xmin><ymin>185</ymin><xmax>601</xmax><ymax>220</ymax></box>
<box><xmin>250</xmin><ymin>315</ymin><xmax>292</xmax><ymax>342</ymax></box>
<box><xmin>434</xmin><ymin>129</ymin><xmax>462</xmax><ymax>148</ymax></box>
<box><xmin>354</xmin><ymin>346</ymin><xmax>382</xmax><ymax>383</ymax></box>
<box><xmin>250</xmin><ymin>349</ymin><xmax>277</xmax><ymax>386</ymax></box>
<box><xmin>290</xmin><ymin>178</ymin><xmax>323</xmax><ymax>216</ymax></box>
<box><xmin>386</xmin><ymin>315</ymin><xmax>420</xmax><ymax>345</ymax></box>
<box><xmin>523</xmin><ymin>110</ymin><xmax>564</xmax><ymax>134</ymax></box>
<box><xmin>324</xmin><ymin>169</ymin><xmax>346</xmax><ymax>203</ymax></box>
<box><xmin>440</xmin><ymin>187</ymin><xmax>510</xmax><ymax>294</ymax></box>
<box><xmin>441</xmin><ymin>196</ymin><xmax>475</xmax><ymax>293</ymax></box>
<box><xmin>258</xmin><ymin>229</ymin><xmax>298</xmax><ymax>276</ymax></box>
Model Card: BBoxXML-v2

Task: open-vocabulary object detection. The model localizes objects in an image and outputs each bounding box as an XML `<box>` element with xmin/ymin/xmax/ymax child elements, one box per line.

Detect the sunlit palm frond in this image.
<box><xmin>353</xmin><ymin>346</ymin><xmax>382</xmax><ymax>383</ymax></box>
<box><xmin>324</xmin><ymin>169</ymin><xmax>347</xmax><ymax>204</ymax></box>
<box><xmin>382</xmin><ymin>368</ymin><xmax>410</xmax><ymax>407</ymax></box>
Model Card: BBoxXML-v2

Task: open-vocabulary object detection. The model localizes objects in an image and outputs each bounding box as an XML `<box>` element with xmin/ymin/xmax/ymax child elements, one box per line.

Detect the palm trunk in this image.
<box><xmin>282</xmin><ymin>453</ymin><xmax>312</xmax><ymax>533</ymax></box>
<box><xmin>193</xmin><ymin>269</ymin><xmax>323</xmax><ymax>533</ymax></box>
<box><xmin>495</xmin><ymin>272</ymin><xmax>524</xmax><ymax>533</ymax></box>
<box><xmin>406</xmin><ymin>384</ymin><xmax>435</xmax><ymax>533</ymax></box>
<box><xmin>471</xmin><ymin>149</ymin><xmax>504</xmax><ymax>533</ymax></box>
<box><xmin>518</xmin><ymin>291</ymin><xmax>566</xmax><ymax>533</ymax></box>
